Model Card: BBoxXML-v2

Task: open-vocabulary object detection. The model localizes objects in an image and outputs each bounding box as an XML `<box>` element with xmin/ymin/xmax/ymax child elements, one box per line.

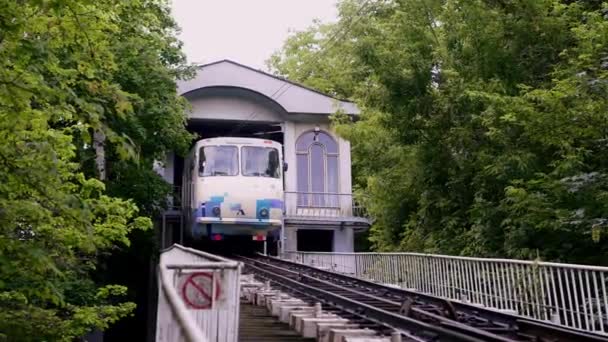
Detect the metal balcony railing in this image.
<box><xmin>283</xmin><ymin>191</ymin><xmax>368</xmax><ymax>221</ymax></box>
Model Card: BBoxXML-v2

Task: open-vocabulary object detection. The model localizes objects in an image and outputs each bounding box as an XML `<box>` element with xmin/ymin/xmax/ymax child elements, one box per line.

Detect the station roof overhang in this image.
<box><xmin>177</xmin><ymin>59</ymin><xmax>360</xmax><ymax>118</ymax></box>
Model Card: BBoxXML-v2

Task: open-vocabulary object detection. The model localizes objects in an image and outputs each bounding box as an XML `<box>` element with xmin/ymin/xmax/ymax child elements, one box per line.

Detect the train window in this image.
<box><xmin>242</xmin><ymin>146</ymin><xmax>280</xmax><ymax>178</ymax></box>
<box><xmin>198</xmin><ymin>146</ymin><xmax>238</xmax><ymax>176</ymax></box>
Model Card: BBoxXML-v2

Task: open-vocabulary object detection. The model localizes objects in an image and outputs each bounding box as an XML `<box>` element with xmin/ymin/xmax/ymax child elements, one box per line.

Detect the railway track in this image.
<box><xmin>235</xmin><ymin>254</ymin><xmax>608</xmax><ymax>342</ymax></box>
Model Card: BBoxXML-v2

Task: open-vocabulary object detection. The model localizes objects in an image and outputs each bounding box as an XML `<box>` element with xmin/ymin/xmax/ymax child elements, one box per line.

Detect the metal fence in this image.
<box><xmin>157</xmin><ymin>244</ymin><xmax>241</xmax><ymax>342</ymax></box>
<box><xmin>283</xmin><ymin>191</ymin><xmax>368</xmax><ymax>220</ymax></box>
<box><xmin>282</xmin><ymin>251</ymin><xmax>608</xmax><ymax>335</ymax></box>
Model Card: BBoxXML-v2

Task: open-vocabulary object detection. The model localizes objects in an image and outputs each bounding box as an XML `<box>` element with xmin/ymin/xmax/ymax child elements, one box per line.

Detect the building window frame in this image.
<box><xmin>295</xmin><ymin>130</ymin><xmax>339</xmax><ymax>208</ymax></box>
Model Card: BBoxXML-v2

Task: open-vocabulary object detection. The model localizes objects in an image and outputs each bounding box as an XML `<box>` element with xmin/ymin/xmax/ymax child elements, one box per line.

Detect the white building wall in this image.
<box><xmin>187</xmin><ymin>94</ymin><xmax>283</xmax><ymax>122</ymax></box>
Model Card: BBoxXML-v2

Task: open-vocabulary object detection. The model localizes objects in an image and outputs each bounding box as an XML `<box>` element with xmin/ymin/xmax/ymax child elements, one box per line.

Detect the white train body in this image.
<box><xmin>182</xmin><ymin>137</ymin><xmax>283</xmax><ymax>239</ymax></box>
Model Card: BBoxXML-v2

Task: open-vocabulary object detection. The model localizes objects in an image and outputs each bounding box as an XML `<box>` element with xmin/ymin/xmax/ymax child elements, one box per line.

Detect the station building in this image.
<box><xmin>156</xmin><ymin>60</ymin><xmax>370</xmax><ymax>253</ymax></box>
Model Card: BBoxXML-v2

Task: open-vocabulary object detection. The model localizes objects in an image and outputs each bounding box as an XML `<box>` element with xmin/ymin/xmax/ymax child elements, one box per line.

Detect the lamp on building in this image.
<box><xmin>313</xmin><ymin>125</ymin><xmax>320</xmax><ymax>142</ymax></box>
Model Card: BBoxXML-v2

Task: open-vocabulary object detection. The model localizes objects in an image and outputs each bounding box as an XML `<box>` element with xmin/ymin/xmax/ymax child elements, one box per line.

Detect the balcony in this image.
<box><xmin>283</xmin><ymin>191</ymin><xmax>370</xmax><ymax>227</ymax></box>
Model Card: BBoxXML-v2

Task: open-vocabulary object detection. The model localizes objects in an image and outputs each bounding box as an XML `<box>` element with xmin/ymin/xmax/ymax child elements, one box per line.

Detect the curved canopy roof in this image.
<box><xmin>177</xmin><ymin>60</ymin><xmax>359</xmax><ymax>116</ymax></box>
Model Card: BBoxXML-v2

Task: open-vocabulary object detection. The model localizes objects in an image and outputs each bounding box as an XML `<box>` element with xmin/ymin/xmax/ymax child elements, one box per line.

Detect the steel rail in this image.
<box><xmin>248</xmin><ymin>256</ymin><xmax>515</xmax><ymax>341</ymax></box>
<box><xmin>254</xmin><ymin>254</ymin><xmax>608</xmax><ymax>342</ymax></box>
<box><xmin>239</xmin><ymin>256</ymin><xmax>509</xmax><ymax>342</ymax></box>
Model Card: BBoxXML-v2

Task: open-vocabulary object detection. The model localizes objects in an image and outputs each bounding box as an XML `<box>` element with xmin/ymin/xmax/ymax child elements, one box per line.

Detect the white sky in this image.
<box><xmin>171</xmin><ymin>0</ymin><xmax>338</xmax><ymax>71</ymax></box>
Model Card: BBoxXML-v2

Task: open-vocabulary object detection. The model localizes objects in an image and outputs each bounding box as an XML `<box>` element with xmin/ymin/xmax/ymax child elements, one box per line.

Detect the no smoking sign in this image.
<box><xmin>178</xmin><ymin>272</ymin><xmax>222</xmax><ymax>310</ymax></box>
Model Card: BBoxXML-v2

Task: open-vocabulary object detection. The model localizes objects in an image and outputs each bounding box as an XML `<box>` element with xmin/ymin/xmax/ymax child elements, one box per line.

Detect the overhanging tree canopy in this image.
<box><xmin>270</xmin><ymin>0</ymin><xmax>608</xmax><ymax>264</ymax></box>
<box><xmin>0</xmin><ymin>0</ymin><xmax>192</xmax><ymax>340</ymax></box>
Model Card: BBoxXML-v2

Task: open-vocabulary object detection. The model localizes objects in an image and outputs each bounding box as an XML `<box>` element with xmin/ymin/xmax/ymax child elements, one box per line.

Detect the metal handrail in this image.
<box><xmin>281</xmin><ymin>251</ymin><xmax>608</xmax><ymax>335</ymax></box>
<box><xmin>285</xmin><ymin>251</ymin><xmax>608</xmax><ymax>269</ymax></box>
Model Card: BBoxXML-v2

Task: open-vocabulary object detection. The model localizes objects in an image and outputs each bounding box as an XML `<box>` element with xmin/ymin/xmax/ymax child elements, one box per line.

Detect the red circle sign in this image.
<box><xmin>181</xmin><ymin>272</ymin><xmax>222</xmax><ymax>309</ymax></box>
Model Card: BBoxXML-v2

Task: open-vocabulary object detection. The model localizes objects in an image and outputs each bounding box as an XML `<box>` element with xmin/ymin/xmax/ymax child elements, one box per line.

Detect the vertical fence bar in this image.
<box><xmin>582</xmin><ymin>270</ymin><xmax>591</xmax><ymax>330</ymax></box>
<box><xmin>491</xmin><ymin>262</ymin><xmax>499</xmax><ymax>309</ymax></box>
<box><xmin>559</xmin><ymin>267</ymin><xmax>573</xmax><ymax>327</ymax></box>
<box><xmin>482</xmin><ymin>260</ymin><xmax>490</xmax><ymax>307</ymax></box>
<box><xmin>565</xmin><ymin>268</ymin><xmax>576</xmax><ymax>328</ymax></box>
<box><xmin>431</xmin><ymin>257</ymin><xmax>437</xmax><ymax>295</ymax></box>
<box><xmin>430</xmin><ymin>257</ymin><xmax>437</xmax><ymax>296</ymax></box>
<box><xmin>445</xmin><ymin>258</ymin><xmax>452</xmax><ymax>299</ymax></box>
<box><xmin>531</xmin><ymin>264</ymin><xmax>541</xmax><ymax>320</ymax></box>
<box><xmin>445</xmin><ymin>258</ymin><xmax>453</xmax><ymax>299</ymax></box>
<box><xmin>412</xmin><ymin>255</ymin><xmax>420</xmax><ymax>291</ymax></box>
<box><xmin>421</xmin><ymin>255</ymin><xmax>427</xmax><ymax>293</ymax></box>
<box><xmin>439</xmin><ymin>257</ymin><xmax>446</xmax><ymax>297</ymax></box>
<box><xmin>435</xmin><ymin>257</ymin><xmax>443</xmax><ymax>297</ymax></box>
<box><xmin>542</xmin><ymin>266</ymin><xmax>553</xmax><ymax>321</ymax></box>
<box><xmin>549</xmin><ymin>267</ymin><xmax>560</xmax><ymax>324</ymax></box>
<box><xmin>472</xmin><ymin>260</ymin><xmax>481</xmax><ymax>305</ymax></box>
<box><xmin>494</xmin><ymin>262</ymin><xmax>503</xmax><ymax>310</ymax></box>
<box><xmin>467</xmin><ymin>260</ymin><xmax>474</xmax><ymax>302</ymax></box>
<box><xmin>600</xmin><ymin>272</ymin><xmax>608</xmax><ymax>334</ymax></box>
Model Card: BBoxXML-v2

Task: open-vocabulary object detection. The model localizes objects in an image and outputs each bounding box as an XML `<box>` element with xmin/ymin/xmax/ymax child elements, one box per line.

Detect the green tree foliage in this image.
<box><xmin>0</xmin><ymin>0</ymin><xmax>191</xmax><ymax>340</ymax></box>
<box><xmin>270</xmin><ymin>0</ymin><xmax>608</xmax><ymax>264</ymax></box>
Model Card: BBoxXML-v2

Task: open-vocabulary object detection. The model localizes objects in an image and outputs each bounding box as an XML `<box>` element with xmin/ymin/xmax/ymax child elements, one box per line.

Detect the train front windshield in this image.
<box><xmin>199</xmin><ymin>146</ymin><xmax>238</xmax><ymax>176</ymax></box>
<box><xmin>199</xmin><ymin>145</ymin><xmax>280</xmax><ymax>178</ymax></box>
<box><xmin>242</xmin><ymin>146</ymin><xmax>280</xmax><ymax>178</ymax></box>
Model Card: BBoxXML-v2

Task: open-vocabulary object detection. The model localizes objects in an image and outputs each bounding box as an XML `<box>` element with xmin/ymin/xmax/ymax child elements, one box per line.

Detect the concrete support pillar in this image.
<box><xmin>333</xmin><ymin>227</ymin><xmax>354</xmax><ymax>252</ymax></box>
<box><xmin>284</xmin><ymin>226</ymin><xmax>298</xmax><ymax>252</ymax></box>
<box><xmin>283</xmin><ymin>121</ymin><xmax>296</xmax><ymax>193</ymax></box>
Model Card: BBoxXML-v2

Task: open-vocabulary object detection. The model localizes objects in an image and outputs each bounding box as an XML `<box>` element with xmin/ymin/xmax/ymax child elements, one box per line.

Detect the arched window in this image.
<box><xmin>296</xmin><ymin>130</ymin><xmax>339</xmax><ymax>207</ymax></box>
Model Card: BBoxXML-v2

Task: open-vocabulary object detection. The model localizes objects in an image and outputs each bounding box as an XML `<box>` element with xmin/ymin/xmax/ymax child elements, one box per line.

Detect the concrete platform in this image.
<box><xmin>269</xmin><ymin>298</ymin><xmax>306</xmax><ymax>316</ymax></box>
<box><xmin>317</xmin><ymin>323</ymin><xmax>360</xmax><ymax>341</ymax></box>
<box><xmin>300</xmin><ymin>317</ymin><xmax>349</xmax><ymax>338</ymax></box>
<box><xmin>294</xmin><ymin>313</ymin><xmax>339</xmax><ymax>333</ymax></box>
<box><xmin>283</xmin><ymin>306</ymin><xmax>315</xmax><ymax>324</ymax></box>
<box><xmin>238</xmin><ymin>300</ymin><xmax>314</xmax><ymax>342</ymax></box>
<box><xmin>326</xmin><ymin>329</ymin><xmax>377</xmax><ymax>342</ymax></box>
<box><xmin>254</xmin><ymin>290</ymin><xmax>281</xmax><ymax>306</ymax></box>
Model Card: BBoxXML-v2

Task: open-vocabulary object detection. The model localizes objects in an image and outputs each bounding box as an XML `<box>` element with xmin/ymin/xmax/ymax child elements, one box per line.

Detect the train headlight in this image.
<box><xmin>259</xmin><ymin>208</ymin><xmax>269</xmax><ymax>218</ymax></box>
<box><xmin>212</xmin><ymin>206</ymin><xmax>221</xmax><ymax>217</ymax></box>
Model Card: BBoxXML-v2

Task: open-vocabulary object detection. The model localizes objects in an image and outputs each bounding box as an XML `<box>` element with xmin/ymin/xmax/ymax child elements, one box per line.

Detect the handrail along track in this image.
<box><xmin>236</xmin><ymin>254</ymin><xmax>608</xmax><ymax>342</ymax></box>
